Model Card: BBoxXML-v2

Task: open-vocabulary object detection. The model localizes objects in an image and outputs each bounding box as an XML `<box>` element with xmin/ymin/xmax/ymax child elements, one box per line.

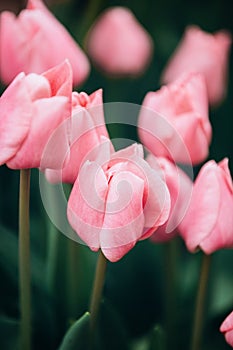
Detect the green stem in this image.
<box><xmin>163</xmin><ymin>239</ymin><xmax>178</xmax><ymax>349</ymax></box>
<box><xmin>46</xmin><ymin>222</ymin><xmax>59</xmax><ymax>294</ymax></box>
<box><xmin>89</xmin><ymin>250</ymin><xmax>107</xmax><ymax>337</ymax></box>
<box><xmin>66</xmin><ymin>239</ymin><xmax>81</xmax><ymax>320</ymax></box>
<box><xmin>190</xmin><ymin>253</ymin><xmax>212</xmax><ymax>350</ymax></box>
<box><xmin>19</xmin><ymin>169</ymin><xmax>31</xmax><ymax>350</ymax></box>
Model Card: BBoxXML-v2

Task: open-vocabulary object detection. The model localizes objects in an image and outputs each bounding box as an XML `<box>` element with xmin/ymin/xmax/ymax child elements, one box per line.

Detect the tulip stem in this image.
<box><xmin>190</xmin><ymin>253</ymin><xmax>211</xmax><ymax>350</ymax></box>
<box><xmin>66</xmin><ymin>239</ymin><xmax>81</xmax><ymax>320</ymax></box>
<box><xmin>46</xmin><ymin>222</ymin><xmax>59</xmax><ymax>294</ymax></box>
<box><xmin>164</xmin><ymin>240</ymin><xmax>177</xmax><ymax>347</ymax></box>
<box><xmin>19</xmin><ymin>169</ymin><xmax>31</xmax><ymax>350</ymax></box>
<box><xmin>89</xmin><ymin>250</ymin><xmax>107</xmax><ymax>342</ymax></box>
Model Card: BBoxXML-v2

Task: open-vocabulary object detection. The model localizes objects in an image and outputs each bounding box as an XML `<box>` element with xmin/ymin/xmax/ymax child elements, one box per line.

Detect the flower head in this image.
<box><xmin>0</xmin><ymin>60</ymin><xmax>72</xmax><ymax>169</ymax></box>
<box><xmin>179</xmin><ymin>158</ymin><xmax>233</xmax><ymax>253</ymax></box>
<box><xmin>161</xmin><ymin>26</ymin><xmax>232</xmax><ymax>105</ymax></box>
<box><xmin>67</xmin><ymin>143</ymin><xmax>170</xmax><ymax>262</ymax></box>
<box><xmin>86</xmin><ymin>7</ymin><xmax>153</xmax><ymax>77</ymax></box>
<box><xmin>0</xmin><ymin>0</ymin><xmax>90</xmax><ymax>86</ymax></box>
<box><xmin>138</xmin><ymin>72</ymin><xmax>211</xmax><ymax>165</ymax></box>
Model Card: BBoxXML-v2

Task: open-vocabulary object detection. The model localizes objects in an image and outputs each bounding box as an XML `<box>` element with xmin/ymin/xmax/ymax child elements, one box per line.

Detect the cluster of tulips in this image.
<box><xmin>0</xmin><ymin>0</ymin><xmax>232</xmax><ymax>349</ymax></box>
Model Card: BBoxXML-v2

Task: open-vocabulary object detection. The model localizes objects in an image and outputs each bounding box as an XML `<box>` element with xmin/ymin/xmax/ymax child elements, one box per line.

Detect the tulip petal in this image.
<box><xmin>0</xmin><ymin>12</ymin><xmax>23</xmax><ymax>83</ymax></box>
<box><xmin>19</xmin><ymin>7</ymin><xmax>89</xmax><ymax>85</ymax></box>
<box><xmin>42</xmin><ymin>60</ymin><xmax>73</xmax><ymax>98</ymax></box>
<box><xmin>161</xmin><ymin>25</ymin><xmax>232</xmax><ymax>105</ymax></box>
<box><xmin>86</xmin><ymin>7</ymin><xmax>153</xmax><ymax>76</ymax></box>
<box><xmin>100</xmin><ymin>171</ymin><xmax>145</xmax><ymax>262</ymax></box>
<box><xmin>67</xmin><ymin>161</ymin><xmax>108</xmax><ymax>250</ymax></box>
<box><xmin>200</xmin><ymin>165</ymin><xmax>233</xmax><ymax>253</ymax></box>
<box><xmin>7</xmin><ymin>96</ymin><xmax>70</xmax><ymax>169</ymax></box>
<box><xmin>179</xmin><ymin>161</ymin><xmax>220</xmax><ymax>252</ymax></box>
<box><xmin>225</xmin><ymin>330</ymin><xmax>233</xmax><ymax>347</ymax></box>
<box><xmin>220</xmin><ymin>311</ymin><xmax>233</xmax><ymax>332</ymax></box>
<box><xmin>0</xmin><ymin>73</ymin><xmax>32</xmax><ymax>165</ymax></box>
<box><xmin>135</xmin><ymin>157</ymin><xmax>171</xmax><ymax>237</ymax></box>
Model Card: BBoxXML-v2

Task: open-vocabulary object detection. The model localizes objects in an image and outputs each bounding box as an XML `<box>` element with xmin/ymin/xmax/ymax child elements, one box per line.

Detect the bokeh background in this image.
<box><xmin>0</xmin><ymin>0</ymin><xmax>232</xmax><ymax>349</ymax></box>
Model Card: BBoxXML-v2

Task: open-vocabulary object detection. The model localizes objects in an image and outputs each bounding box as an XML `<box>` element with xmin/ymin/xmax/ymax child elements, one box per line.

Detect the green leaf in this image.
<box><xmin>58</xmin><ymin>312</ymin><xmax>90</xmax><ymax>350</ymax></box>
<box><xmin>0</xmin><ymin>316</ymin><xmax>19</xmax><ymax>350</ymax></box>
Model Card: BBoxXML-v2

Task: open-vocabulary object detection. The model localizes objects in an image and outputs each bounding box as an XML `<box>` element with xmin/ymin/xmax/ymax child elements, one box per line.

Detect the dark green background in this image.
<box><xmin>0</xmin><ymin>0</ymin><xmax>232</xmax><ymax>349</ymax></box>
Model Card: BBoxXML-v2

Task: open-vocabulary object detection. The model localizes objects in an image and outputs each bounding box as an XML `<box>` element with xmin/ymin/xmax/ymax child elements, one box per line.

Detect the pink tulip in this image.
<box><xmin>147</xmin><ymin>155</ymin><xmax>193</xmax><ymax>243</ymax></box>
<box><xmin>0</xmin><ymin>60</ymin><xmax>72</xmax><ymax>169</ymax></box>
<box><xmin>67</xmin><ymin>143</ymin><xmax>170</xmax><ymax>262</ymax></box>
<box><xmin>0</xmin><ymin>0</ymin><xmax>90</xmax><ymax>86</ymax></box>
<box><xmin>161</xmin><ymin>25</ymin><xmax>232</xmax><ymax>106</ymax></box>
<box><xmin>179</xmin><ymin>158</ymin><xmax>233</xmax><ymax>254</ymax></box>
<box><xmin>138</xmin><ymin>72</ymin><xmax>212</xmax><ymax>165</ymax></box>
<box><xmin>45</xmin><ymin>89</ymin><xmax>111</xmax><ymax>184</ymax></box>
<box><xmin>220</xmin><ymin>311</ymin><xmax>233</xmax><ymax>347</ymax></box>
<box><xmin>86</xmin><ymin>7</ymin><xmax>153</xmax><ymax>77</ymax></box>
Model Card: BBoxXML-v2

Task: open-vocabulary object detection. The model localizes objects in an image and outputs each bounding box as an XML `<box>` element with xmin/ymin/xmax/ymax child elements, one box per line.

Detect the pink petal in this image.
<box><xmin>7</xmin><ymin>96</ymin><xmax>70</xmax><ymax>169</ymax></box>
<box><xmin>24</xmin><ymin>73</ymin><xmax>51</xmax><ymax>100</ymax></box>
<box><xmin>138</xmin><ymin>72</ymin><xmax>211</xmax><ymax>165</ymax></box>
<box><xmin>100</xmin><ymin>170</ymin><xmax>145</xmax><ymax>262</ymax></box>
<box><xmin>220</xmin><ymin>311</ymin><xmax>233</xmax><ymax>332</ymax></box>
<box><xmin>0</xmin><ymin>12</ymin><xmax>23</xmax><ymax>84</ymax></box>
<box><xmin>112</xmin><ymin>143</ymin><xmax>144</xmax><ymax>160</ymax></box>
<box><xmin>46</xmin><ymin>110</ymin><xmax>105</xmax><ymax>183</ymax></box>
<box><xmin>42</xmin><ymin>60</ymin><xmax>73</xmax><ymax>98</ymax></box>
<box><xmin>200</xmin><ymin>162</ymin><xmax>233</xmax><ymax>253</ymax></box>
<box><xmin>174</xmin><ymin>111</ymin><xmax>210</xmax><ymax>164</ymax></box>
<box><xmin>179</xmin><ymin>161</ymin><xmax>220</xmax><ymax>252</ymax></box>
<box><xmin>76</xmin><ymin>89</ymin><xmax>108</xmax><ymax>133</ymax></box>
<box><xmin>225</xmin><ymin>330</ymin><xmax>233</xmax><ymax>347</ymax></box>
<box><xmin>0</xmin><ymin>73</ymin><xmax>32</xmax><ymax>165</ymax></box>
<box><xmin>147</xmin><ymin>155</ymin><xmax>193</xmax><ymax>237</ymax></box>
<box><xmin>86</xmin><ymin>7</ymin><xmax>153</xmax><ymax>76</ymax></box>
<box><xmin>161</xmin><ymin>26</ymin><xmax>232</xmax><ymax>105</ymax></box>
<box><xmin>136</xmin><ymin>157</ymin><xmax>171</xmax><ymax>238</ymax></box>
<box><xmin>0</xmin><ymin>0</ymin><xmax>90</xmax><ymax>86</ymax></box>
<box><xmin>67</xmin><ymin>161</ymin><xmax>108</xmax><ymax>250</ymax></box>
<box><xmin>218</xmin><ymin>158</ymin><xmax>233</xmax><ymax>193</ymax></box>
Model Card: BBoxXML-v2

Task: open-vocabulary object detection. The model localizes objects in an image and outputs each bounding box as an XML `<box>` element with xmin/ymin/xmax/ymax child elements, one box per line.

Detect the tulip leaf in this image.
<box><xmin>58</xmin><ymin>312</ymin><xmax>90</xmax><ymax>350</ymax></box>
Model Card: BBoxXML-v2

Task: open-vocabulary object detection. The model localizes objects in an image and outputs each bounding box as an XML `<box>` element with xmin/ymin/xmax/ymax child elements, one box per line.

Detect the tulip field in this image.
<box><xmin>0</xmin><ymin>0</ymin><xmax>232</xmax><ymax>349</ymax></box>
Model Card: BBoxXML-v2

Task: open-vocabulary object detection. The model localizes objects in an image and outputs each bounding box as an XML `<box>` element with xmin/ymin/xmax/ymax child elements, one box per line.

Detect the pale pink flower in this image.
<box><xmin>86</xmin><ymin>7</ymin><xmax>153</xmax><ymax>77</ymax></box>
<box><xmin>147</xmin><ymin>155</ymin><xmax>193</xmax><ymax>243</ymax></box>
<box><xmin>220</xmin><ymin>311</ymin><xmax>233</xmax><ymax>347</ymax></box>
<box><xmin>45</xmin><ymin>89</ymin><xmax>111</xmax><ymax>184</ymax></box>
<box><xmin>138</xmin><ymin>72</ymin><xmax>212</xmax><ymax>165</ymax></box>
<box><xmin>179</xmin><ymin>158</ymin><xmax>233</xmax><ymax>253</ymax></box>
<box><xmin>0</xmin><ymin>61</ymin><xmax>72</xmax><ymax>169</ymax></box>
<box><xmin>67</xmin><ymin>143</ymin><xmax>170</xmax><ymax>262</ymax></box>
<box><xmin>0</xmin><ymin>0</ymin><xmax>90</xmax><ymax>86</ymax></box>
<box><xmin>161</xmin><ymin>26</ymin><xmax>232</xmax><ymax>106</ymax></box>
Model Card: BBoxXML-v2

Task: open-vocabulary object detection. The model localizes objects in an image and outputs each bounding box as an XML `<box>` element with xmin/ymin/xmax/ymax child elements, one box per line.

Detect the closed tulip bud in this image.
<box><xmin>161</xmin><ymin>25</ymin><xmax>232</xmax><ymax>106</ymax></box>
<box><xmin>138</xmin><ymin>72</ymin><xmax>212</xmax><ymax>165</ymax></box>
<box><xmin>0</xmin><ymin>0</ymin><xmax>90</xmax><ymax>86</ymax></box>
<box><xmin>179</xmin><ymin>158</ymin><xmax>233</xmax><ymax>254</ymax></box>
<box><xmin>86</xmin><ymin>7</ymin><xmax>153</xmax><ymax>77</ymax></box>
